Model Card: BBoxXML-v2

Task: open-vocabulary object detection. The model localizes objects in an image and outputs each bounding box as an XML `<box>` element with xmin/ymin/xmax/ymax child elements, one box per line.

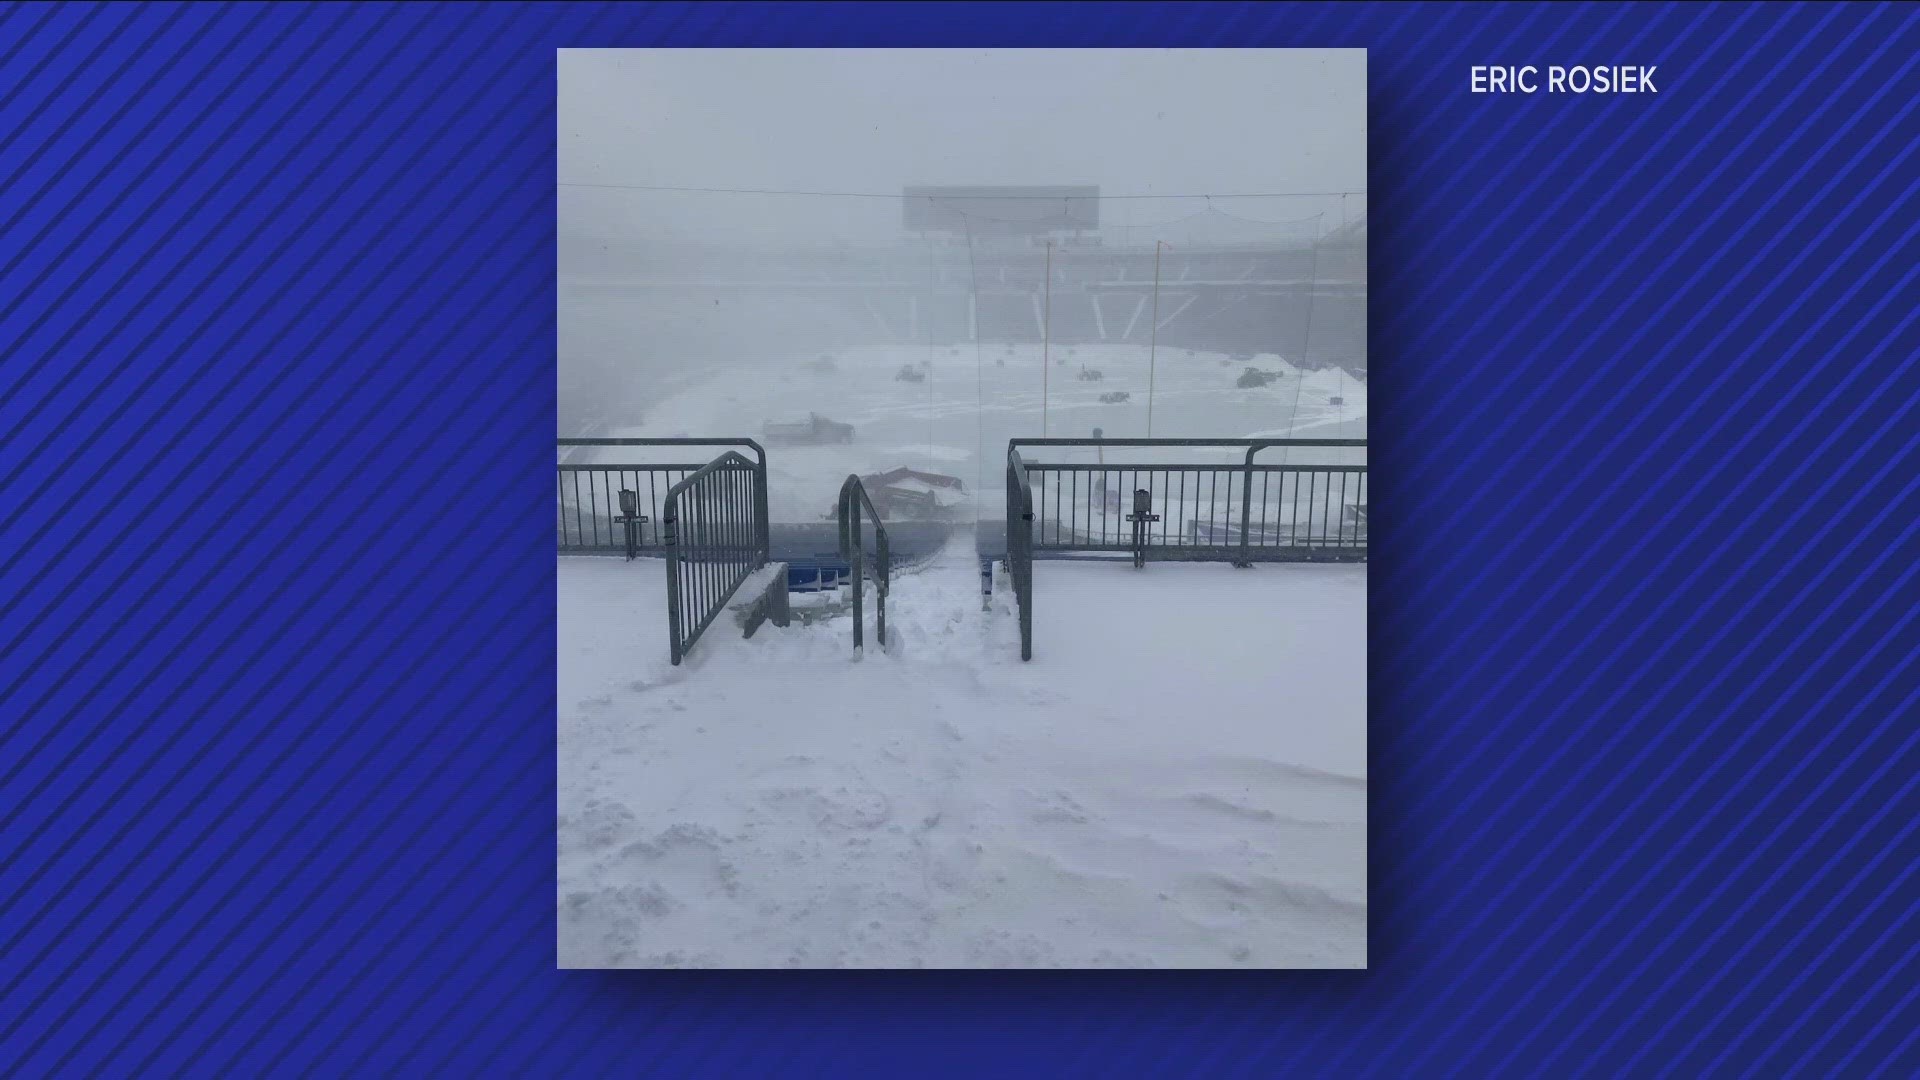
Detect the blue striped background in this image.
<box><xmin>2</xmin><ymin>2</ymin><xmax>1916</xmax><ymax>1075</ymax></box>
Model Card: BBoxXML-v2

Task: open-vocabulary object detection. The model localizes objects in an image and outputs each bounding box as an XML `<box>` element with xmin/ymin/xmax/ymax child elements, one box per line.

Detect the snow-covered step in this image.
<box><xmin>726</xmin><ymin>561</ymin><xmax>791</xmax><ymax>638</ymax></box>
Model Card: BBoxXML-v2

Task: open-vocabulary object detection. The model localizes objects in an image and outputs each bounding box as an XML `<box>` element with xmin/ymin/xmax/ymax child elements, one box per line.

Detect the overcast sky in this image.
<box><xmin>559</xmin><ymin>49</ymin><xmax>1366</xmax><ymax>254</ymax></box>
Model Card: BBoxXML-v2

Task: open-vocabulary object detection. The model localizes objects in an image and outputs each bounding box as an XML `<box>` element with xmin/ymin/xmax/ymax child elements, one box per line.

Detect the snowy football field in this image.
<box><xmin>566</xmin><ymin>338</ymin><xmax>1366</xmax><ymax>521</ymax></box>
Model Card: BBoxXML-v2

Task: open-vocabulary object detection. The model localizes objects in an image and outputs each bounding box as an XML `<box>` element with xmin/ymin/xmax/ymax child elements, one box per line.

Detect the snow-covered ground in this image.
<box><xmin>557</xmin><ymin>544</ymin><xmax>1366</xmax><ymax>968</ymax></box>
<box><xmin>567</xmin><ymin>341</ymin><xmax>1366</xmax><ymax>523</ymax></box>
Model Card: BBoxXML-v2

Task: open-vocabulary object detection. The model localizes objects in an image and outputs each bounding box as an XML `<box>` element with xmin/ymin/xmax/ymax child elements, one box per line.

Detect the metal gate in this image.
<box><xmin>662</xmin><ymin>450</ymin><xmax>771</xmax><ymax>665</ymax></box>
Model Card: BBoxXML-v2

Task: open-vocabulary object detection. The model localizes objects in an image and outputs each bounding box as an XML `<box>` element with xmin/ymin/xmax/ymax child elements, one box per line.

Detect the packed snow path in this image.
<box><xmin>558</xmin><ymin>542</ymin><xmax>1366</xmax><ymax>967</ymax></box>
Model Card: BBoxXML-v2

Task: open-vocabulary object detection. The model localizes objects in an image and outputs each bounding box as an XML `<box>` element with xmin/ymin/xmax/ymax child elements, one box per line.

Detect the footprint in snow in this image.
<box><xmin>626</xmin><ymin>670</ymin><xmax>687</xmax><ymax>694</ymax></box>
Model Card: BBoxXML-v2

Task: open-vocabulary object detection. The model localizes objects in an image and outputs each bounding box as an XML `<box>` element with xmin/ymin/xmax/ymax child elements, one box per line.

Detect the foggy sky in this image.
<box><xmin>559</xmin><ymin>49</ymin><xmax>1366</xmax><ymax>262</ymax></box>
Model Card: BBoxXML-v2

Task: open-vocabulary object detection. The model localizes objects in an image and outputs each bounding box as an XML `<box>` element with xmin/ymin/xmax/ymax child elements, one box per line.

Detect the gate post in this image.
<box><xmin>1236</xmin><ymin>443</ymin><xmax>1262</xmax><ymax>567</ymax></box>
<box><xmin>1126</xmin><ymin>488</ymin><xmax>1160</xmax><ymax>569</ymax></box>
<box><xmin>616</xmin><ymin>488</ymin><xmax>647</xmax><ymax>562</ymax></box>
<box><xmin>876</xmin><ymin>529</ymin><xmax>888</xmax><ymax>651</ymax></box>
<box><xmin>663</xmin><ymin>500</ymin><xmax>683</xmax><ymax>666</ymax></box>
<box><xmin>850</xmin><ymin>533</ymin><xmax>865</xmax><ymax>658</ymax></box>
<box><xmin>753</xmin><ymin>455</ymin><xmax>771</xmax><ymax>565</ymax></box>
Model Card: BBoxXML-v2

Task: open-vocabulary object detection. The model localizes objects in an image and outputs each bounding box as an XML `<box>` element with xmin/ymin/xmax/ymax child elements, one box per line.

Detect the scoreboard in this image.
<box><xmin>902</xmin><ymin>185</ymin><xmax>1100</xmax><ymax>236</ymax></box>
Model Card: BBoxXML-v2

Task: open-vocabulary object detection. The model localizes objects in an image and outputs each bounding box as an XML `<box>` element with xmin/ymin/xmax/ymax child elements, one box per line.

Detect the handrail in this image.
<box><xmin>559</xmin><ymin>435</ymin><xmax>766</xmax><ymax>465</ymax></box>
<box><xmin>662</xmin><ymin>450</ymin><xmax>767</xmax><ymax>665</ymax></box>
<box><xmin>1009</xmin><ymin>437</ymin><xmax>1364</xmax><ymax>451</ymax></box>
<box><xmin>1006</xmin><ymin>448</ymin><xmax>1035</xmax><ymax>661</ymax></box>
<box><xmin>1237</xmin><ymin>437</ymin><xmax>1367</xmax><ymax>465</ymax></box>
<box><xmin>837</xmin><ymin>475</ymin><xmax>891</xmax><ymax>657</ymax></box>
<box><xmin>1240</xmin><ymin>439</ymin><xmax>1367</xmax><ymax>566</ymax></box>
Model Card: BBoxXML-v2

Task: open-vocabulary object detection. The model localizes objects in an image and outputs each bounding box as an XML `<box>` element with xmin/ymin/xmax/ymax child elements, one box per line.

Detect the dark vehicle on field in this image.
<box><xmin>764</xmin><ymin>413</ymin><xmax>855</xmax><ymax>445</ymax></box>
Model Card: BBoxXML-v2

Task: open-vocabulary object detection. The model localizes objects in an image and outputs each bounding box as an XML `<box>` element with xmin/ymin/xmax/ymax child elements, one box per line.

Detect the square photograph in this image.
<box><xmin>557</xmin><ymin>48</ymin><xmax>1367</xmax><ymax>968</ymax></box>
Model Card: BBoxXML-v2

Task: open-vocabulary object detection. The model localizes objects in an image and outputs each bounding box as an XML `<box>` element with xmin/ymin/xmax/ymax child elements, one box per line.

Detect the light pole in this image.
<box><xmin>1302</xmin><ymin>216</ymin><xmax>1321</xmax><ymax>376</ymax></box>
<box><xmin>1148</xmin><ymin>240</ymin><xmax>1167</xmax><ymax>437</ymax></box>
<box><xmin>1093</xmin><ymin>425</ymin><xmax>1106</xmax><ymax>510</ymax></box>
<box><xmin>1042</xmin><ymin>239</ymin><xmax>1051</xmax><ymax>437</ymax></box>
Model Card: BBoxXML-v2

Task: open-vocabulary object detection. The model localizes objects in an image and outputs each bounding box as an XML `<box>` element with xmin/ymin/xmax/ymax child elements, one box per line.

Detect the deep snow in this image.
<box><xmin>557</xmin><ymin>545</ymin><xmax>1366</xmax><ymax>968</ymax></box>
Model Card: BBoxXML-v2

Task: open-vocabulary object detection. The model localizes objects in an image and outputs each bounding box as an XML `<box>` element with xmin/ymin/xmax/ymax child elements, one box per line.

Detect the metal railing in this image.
<box><xmin>837</xmin><ymin>475</ymin><xmax>890</xmax><ymax>657</ymax></box>
<box><xmin>1006</xmin><ymin>448</ymin><xmax>1036</xmax><ymax>661</ymax></box>
<box><xmin>557</xmin><ymin>438</ymin><xmax>768</xmax><ymax>558</ymax></box>
<box><xmin>1237</xmin><ymin>440</ymin><xmax>1368</xmax><ymax>565</ymax></box>
<box><xmin>1010</xmin><ymin>438</ymin><xmax>1366</xmax><ymax>563</ymax></box>
<box><xmin>1003</xmin><ymin>438</ymin><xmax>1366</xmax><ymax>660</ymax></box>
<box><xmin>658</xmin><ymin>449</ymin><xmax>770</xmax><ymax>665</ymax></box>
